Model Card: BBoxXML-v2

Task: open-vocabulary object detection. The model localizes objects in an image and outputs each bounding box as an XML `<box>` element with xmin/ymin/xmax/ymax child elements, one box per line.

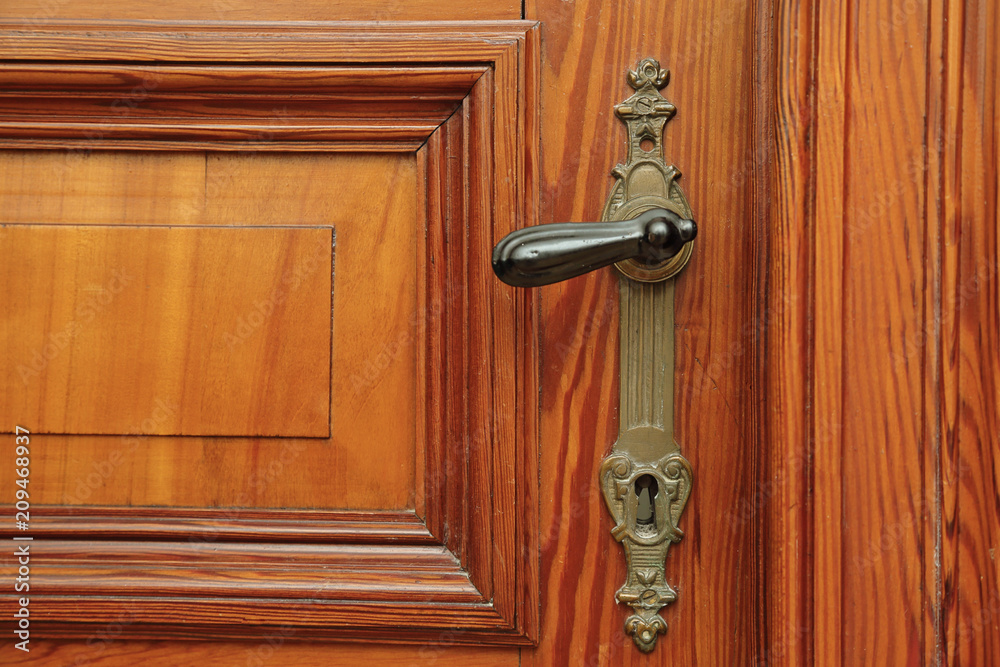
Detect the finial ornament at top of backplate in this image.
<box><xmin>626</xmin><ymin>57</ymin><xmax>670</xmax><ymax>93</ymax></box>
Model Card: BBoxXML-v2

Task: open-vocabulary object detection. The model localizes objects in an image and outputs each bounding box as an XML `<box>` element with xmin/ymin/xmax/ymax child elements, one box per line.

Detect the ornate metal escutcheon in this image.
<box><xmin>491</xmin><ymin>58</ymin><xmax>696</xmax><ymax>653</ymax></box>
<box><xmin>599</xmin><ymin>58</ymin><xmax>694</xmax><ymax>653</ymax></box>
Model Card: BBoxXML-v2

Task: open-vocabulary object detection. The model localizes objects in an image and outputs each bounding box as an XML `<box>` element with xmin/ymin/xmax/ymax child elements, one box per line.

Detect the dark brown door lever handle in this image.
<box><xmin>491</xmin><ymin>208</ymin><xmax>697</xmax><ymax>288</ymax></box>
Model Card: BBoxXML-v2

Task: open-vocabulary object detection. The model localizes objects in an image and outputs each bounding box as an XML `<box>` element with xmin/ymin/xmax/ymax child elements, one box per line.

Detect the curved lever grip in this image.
<box><xmin>492</xmin><ymin>208</ymin><xmax>697</xmax><ymax>287</ymax></box>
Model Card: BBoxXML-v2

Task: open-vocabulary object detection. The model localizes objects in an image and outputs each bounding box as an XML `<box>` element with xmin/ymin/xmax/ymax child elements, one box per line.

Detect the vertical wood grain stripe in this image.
<box><xmin>767</xmin><ymin>0</ymin><xmax>813</xmax><ymax>662</ymax></box>
<box><xmin>812</xmin><ymin>0</ymin><xmax>847</xmax><ymax>661</ymax></box>
<box><xmin>926</xmin><ymin>0</ymin><xmax>952</xmax><ymax>659</ymax></box>
<box><xmin>946</xmin><ymin>0</ymin><xmax>1000</xmax><ymax>662</ymax></box>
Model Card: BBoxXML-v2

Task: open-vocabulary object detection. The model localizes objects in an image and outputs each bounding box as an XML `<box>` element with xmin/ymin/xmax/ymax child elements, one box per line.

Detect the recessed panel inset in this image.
<box><xmin>1</xmin><ymin>224</ymin><xmax>333</xmax><ymax>437</ymax></box>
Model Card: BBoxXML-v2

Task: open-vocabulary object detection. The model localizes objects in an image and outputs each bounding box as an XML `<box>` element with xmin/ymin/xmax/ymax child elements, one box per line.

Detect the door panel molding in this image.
<box><xmin>0</xmin><ymin>62</ymin><xmax>488</xmax><ymax>151</ymax></box>
<box><xmin>24</xmin><ymin>507</ymin><xmax>436</xmax><ymax>543</ymax></box>
<box><xmin>0</xmin><ymin>22</ymin><xmax>540</xmax><ymax>645</ymax></box>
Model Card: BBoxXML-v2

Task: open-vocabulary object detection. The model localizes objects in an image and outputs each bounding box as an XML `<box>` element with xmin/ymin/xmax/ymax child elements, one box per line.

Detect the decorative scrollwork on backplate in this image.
<box><xmin>599</xmin><ymin>450</ymin><xmax>692</xmax><ymax>651</ymax></box>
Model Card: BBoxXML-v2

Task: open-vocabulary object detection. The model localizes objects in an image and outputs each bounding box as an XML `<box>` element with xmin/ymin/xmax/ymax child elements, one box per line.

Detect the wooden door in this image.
<box><xmin>1</xmin><ymin>1</ymin><xmax>997</xmax><ymax>665</ymax></box>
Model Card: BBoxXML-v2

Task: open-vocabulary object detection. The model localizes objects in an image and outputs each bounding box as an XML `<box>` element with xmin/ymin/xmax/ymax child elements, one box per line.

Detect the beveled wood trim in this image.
<box><xmin>0</xmin><ymin>20</ymin><xmax>539</xmax><ymax>62</ymax></box>
<box><xmin>26</xmin><ymin>541</ymin><xmax>481</xmax><ymax>602</ymax></box>
<box><xmin>0</xmin><ymin>63</ymin><xmax>487</xmax><ymax>150</ymax></box>
<box><xmin>0</xmin><ymin>20</ymin><xmax>540</xmax><ymax>646</ymax></box>
<box><xmin>415</xmin><ymin>24</ymin><xmax>540</xmax><ymax>637</ymax></box>
<box><xmin>14</xmin><ymin>507</ymin><xmax>436</xmax><ymax>543</ymax></box>
<box><xmin>0</xmin><ymin>0</ymin><xmax>522</xmax><ymax>23</ymax></box>
<box><xmin>0</xmin><ymin>63</ymin><xmax>485</xmax><ymax>93</ymax></box>
<box><xmin>761</xmin><ymin>0</ymin><xmax>810</xmax><ymax>663</ymax></box>
<box><xmin>22</xmin><ymin>541</ymin><xmax>531</xmax><ymax>643</ymax></box>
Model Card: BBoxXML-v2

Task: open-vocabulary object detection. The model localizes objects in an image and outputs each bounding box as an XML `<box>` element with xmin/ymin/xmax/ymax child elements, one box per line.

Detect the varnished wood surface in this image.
<box><xmin>767</xmin><ymin>0</ymin><xmax>999</xmax><ymax>664</ymax></box>
<box><xmin>528</xmin><ymin>0</ymin><xmax>998</xmax><ymax>664</ymax></box>
<box><xmin>0</xmin><ymin>1</ymin><xmax>994</xmax><ymax>665</ymax></box>
<box><xmin>16</xmin><ymin>643</ymin><xmax>520</xmax><ymax>667</ymax></box>
<box><xmin>946</xmin><ymin>1</ymin><xmax>1000</xmax><ymax>661</ymax></box>
<box><xmin>14</xmin><ymin>507</ymin><xmax>436</xmax><ymax>543</ymax></box>
<box><xmin>524</xmin><ymin>0</ymin><xmax>766</xmax><ymax>664</ymax></box>
<box><xmin>2</xmin><ymin>224</ymin><xmax>333</xmax><ymax>437</ymax></box>
<box><xmin>0</xmin><ymin>22</ymin><xmax>540</xmax><ymax>650</ymax></box>
<box><xmin>0</xmin><ymin>151</ymin><xmax>419</xmax><ymax>510</ymax></box>
<box><xmin>0</xmin><ymin>63</ymin><xmax>486</xmax><ymax>151</ymax></box>
<box><xmin>0</xmin><ymin>20</ymin><xmax>539</xmax><ymax>63</ymax></box>
<box><xmin>0</xmin><ymin>0</ymin><xmax>521</xmax><ymax>22</ymax></box>
<box><xmin>20</xmin><ymin>541</ymin><xmax>482</xmax><ymax>602</ymax></box>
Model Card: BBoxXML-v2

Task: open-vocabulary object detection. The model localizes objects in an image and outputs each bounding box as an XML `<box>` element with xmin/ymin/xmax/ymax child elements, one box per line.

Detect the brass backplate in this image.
<box><xmin>599</xmin><ymin>58</ymin><xmax>695</xmax><ymax>653</ymax></box>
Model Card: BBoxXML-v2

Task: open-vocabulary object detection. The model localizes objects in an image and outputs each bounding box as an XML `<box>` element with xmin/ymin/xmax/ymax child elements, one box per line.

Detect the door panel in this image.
<box><xmin>0</xmin><ymin>150</ymin><xmax>419</xmax><ymax>510</ymax></box>
<box><xmin>0</xmin><ymin>22</ymin><xmax>540</xmax><ymax>648</ymax></box>
<box><xmin>3</xmin><ymin>224</ymin><xmax>334</xmax><ymax>438</ymax></box>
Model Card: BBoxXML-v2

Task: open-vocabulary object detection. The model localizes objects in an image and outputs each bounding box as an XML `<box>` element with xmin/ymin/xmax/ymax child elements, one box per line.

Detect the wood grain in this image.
<box><xmin>16</xmin><ymin>507</ymin><xmax>436</xmax><ymax>543</ymax></box>
<box><xmin>524</xmin><ymin>0</ymin><xmax>767</xmax><ymax>664</ymax></box>
<box><xmin>17</xmin><ymin>642</ymin><xmax>519</xmax><ymax>667</ymax></box>
<box><xmin>0</xmin><ymin>21</ymin><xmax>540</xmax><ymax>650</ymax></box>
<box><xmin>19</xmin><ymin>541</ymin><xmax>483</xmax><ymax>602</ymax></box>
<box><xmin>1</xmin><ymin>224</ymin><xmax>333</xmax><ymax>437</ymax></box>
<box><xmin>767</xmin><ymin>0</ymin><xmax>1000</xmax><ymax>663</ymax></box>
<box><xmin>809</xmin><ymin>0</ymin><xmax>847</xmax><ymax>662</ymax></box>
<box><xmin>0</xmin><ymin>0</ymin><xmax>520</xmax><ymax>22</ymax></box>
<box><xmin>0</xmin><ymin>21</ymin><xmax>538</xmax><ymax>63</ymax></box>
<box><xmin>934</xmin><ymin>0</ymin><xmax>1000</xmax><ymax>662</ymax></box>
<box><xmin>0</xmin><ymin>0</ymin><xmax>993</xmax><ymax>663</ymax></box>
<box><xmin>0</xmin><ymin>150</ymin><xmax>420</xmax><ymax>511</ymax></box>
<box><xmin>0</xmin><ymin>64</ymin><xmax>486</xmax><ymax>151</ymax></box>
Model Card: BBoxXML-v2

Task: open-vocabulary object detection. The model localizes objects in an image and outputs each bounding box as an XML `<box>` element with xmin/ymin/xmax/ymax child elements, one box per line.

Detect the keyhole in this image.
<box><xmin>635</xmin><ymin>474</ymin><xmax>658</xmax><ymax>525</ymax></box>
<box><xmin>639</xmin><ymin>138</ymin><xmax>655</xmax><ymax>152</ymax></box>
